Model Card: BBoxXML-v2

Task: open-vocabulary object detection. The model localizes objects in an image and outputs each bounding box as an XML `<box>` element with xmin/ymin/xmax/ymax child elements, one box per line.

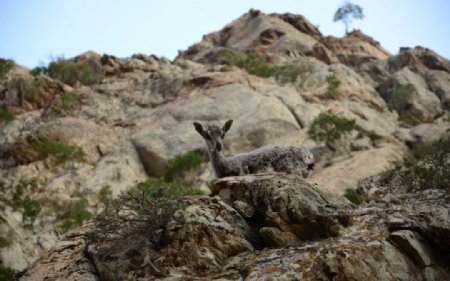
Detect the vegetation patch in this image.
<box><xmin>380</xmin><ymin>137</ymin><xmax>449</xmax><ymax>191</ymax></box>
<box><xmin>35</xmin><ymin>140</ymin><xmax>87</xmax><ymax>166</ymax></box>
<box><xmin>0</xmin><ymin>108</ymin><xmax>15</xmax><ymax>123</ymax></box>
<box><xmin>49</xmin><ymin>93</ymin><xmax>81</xmax><ymax>116</ymax></box>
<box><xmin>97</xmin><ymin>185</ymin><xmax>113</xmax><ymax>205</ymax></box>
<box><xmin>389</xmin><ymin>84</ymin><xmax>429</xmax><ymax>125</ymax></box>
<box><xmin>89</xmin><ymin>178</ymin><xmax>203</xmax><ymax>248</ymax></box>
<box><xmin>308</xmin><ymin>112</ymin><xmax>356</xmax><ymax>147</ymax></box>
<box><xmin>343</xmin><ymin>188</ymin><xmax>359</xmax><ymax>204</ymax></box>
<box><xmin>223</xmin><ymin>53</ymin><xmax>305</xmax><ymax>84</ymax></box>
<box><xmin>325</xmin><ymin>74</ymin><xmax>341</xmax><ymax>99</ymax></box>
<box><xmin>30</xmin><ymin>60</ymin><xmax>96</xmax><ymax>86</ymax></box>
<box><xmin>0</xmin><ymin>179</ymin><xmax>41</xmax><ymax>227</ymax></box>
<box><xmin>60</xmin><ymin>197</ymin><xmax>94</xmax><ymax>232</ymax></box>
<box><xmin>0</xmin><ymin>266</ymin><xmax>15</xmax><ymax>281</ymax></box>
<box><xmin>164</xmin><ymin>152</ymin><xmax>203</xmax><ymax>182</ymax></box>
<box><xmin>0</xmin><ymin>58</ymin><xmax>15</xmax><ymax>80</ymax></box>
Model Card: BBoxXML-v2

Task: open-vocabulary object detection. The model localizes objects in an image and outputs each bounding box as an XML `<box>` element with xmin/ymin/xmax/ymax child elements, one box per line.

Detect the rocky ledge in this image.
<box><xmin>17</xmin><ymin>173</ymin><xmax>450</xmax><ymax>280</ymax></box>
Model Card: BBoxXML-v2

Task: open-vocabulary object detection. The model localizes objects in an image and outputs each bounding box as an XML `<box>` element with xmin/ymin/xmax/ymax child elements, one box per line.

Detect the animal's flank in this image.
<box><xmin>193</xmin><ymin>120</ymin><xmax>315</xmax><ymax>178</ymax></box>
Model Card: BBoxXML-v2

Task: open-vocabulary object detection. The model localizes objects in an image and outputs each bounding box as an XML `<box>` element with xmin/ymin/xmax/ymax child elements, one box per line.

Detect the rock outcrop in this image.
<box><xmin>17</xmin><ymin>174</ymin><xmax>450</xmax><ymax>280</ymax></box>
<box><xmin>0</xmin><ymin>9</ymin><xmax>448</xmax><ymax>279</ymax></box>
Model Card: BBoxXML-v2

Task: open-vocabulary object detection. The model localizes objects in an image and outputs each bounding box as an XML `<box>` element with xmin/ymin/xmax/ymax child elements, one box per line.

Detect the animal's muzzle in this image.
<box><xmin>307</xmin><ymin>163</ymin><xmax>315</xmax><ymax>170</ymax></box>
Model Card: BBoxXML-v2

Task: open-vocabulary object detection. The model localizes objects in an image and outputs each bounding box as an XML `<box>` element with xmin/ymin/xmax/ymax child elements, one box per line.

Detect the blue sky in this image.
<box><xmin>1</xmin><ymin>0</ymin><xmax>449</xmax><ymax>68</ymax></box>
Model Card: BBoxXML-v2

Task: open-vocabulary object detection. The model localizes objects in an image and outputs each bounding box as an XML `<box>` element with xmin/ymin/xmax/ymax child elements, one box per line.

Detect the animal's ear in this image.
<box><xmin>193</xmin><ymin>122</ymin><xmax>205</xmax><ymax>136</ymax></box>
<box><xmin>222</xmin><ymin>119</ymin><xmax>233</xmax><ymax>137</ymax></box>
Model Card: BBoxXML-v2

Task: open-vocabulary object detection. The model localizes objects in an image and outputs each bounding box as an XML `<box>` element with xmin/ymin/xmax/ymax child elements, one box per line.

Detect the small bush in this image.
<box><xmin>343</xmin><ymin>188</ymin><xmax>359</xmax><ymax>204</ymax></box>
<box><xmin>223</xmin><ymin>53</ymin><xmax>305</xmax><ymax>84</ymax></box>
<box><xmin>164</xmin><ymin>152</ymin><xmax>203</xmax><ymax>182</ymax></box>
<box><xmin>29</xmin><ymin>66</ymin><xmax>47</xmax><ymax>77</ymax></box>
<box><xmin>0</xmin><ymin>58</ymin><xmax>14</xmax><ymax>80</ymax></box>
<box><xmin>61</xmin><ymin>197</ymin><xmax>93</xmax><ymax>232</ymax></box>
<box><xmin>398</xmin><ymin>109</ymin><xmax>428</xmax><ymax>126</ymax></box>
<box><xmin>0</xmin><ymin>108</ymin><xmax>15</xmax><ymax>123</ymax></box>
<box><xmin>326</xmin><ymin>74</ymin><xmax>341</xmax><ymax>98</ymax></box>
<box><xmin>98</xmin><ymin>185</ymin><xmax>113</xmax><ymax>205</ymax></box>
<box><xmin>89</xmin><ymin>178</ymin><xmax>203</xmax><ymax>247</ymax></box>
<box><xmin>390</xmin><ymin>83</ymin><xmax>415</xmax><ymax>110</ymax></box>
<box><xmin>308</xmin><ymin>112</ymin><xmax>356</xmax><ymax>146</ymax></box>
<box><xmin>380</xmin><ymin>138</ymin><xmax>449</xmax><ymax>191</ymax></box>
<box><xmin>0</xmin><ymin>266</ymin><xmax>15</xmax><ymax>281</ymax></box>
<box><xmin>9</xmin><ymin>179</ymin><xmax>41</xmax><ymax>225</ymax></box>
<box><xmin>35</xmin><ymin>140</ymin><xmax>86</xmax><ymax>166</ymax></box>
<box><xmin>46</xmin><ymin>60</ymin><xmax>95</xmax><ymax>86</ymax></box>
<box><xmin>49</xmin><ymin>93</ymin><xmax>80</xmax><ymax>116</ymax></box>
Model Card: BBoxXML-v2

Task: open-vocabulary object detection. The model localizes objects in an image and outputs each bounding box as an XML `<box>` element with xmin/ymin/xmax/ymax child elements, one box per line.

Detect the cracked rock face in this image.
<box><xmin>17</xmin><ymin>174</ymin><xmax>450</xmax><ymax>280</ymax></box>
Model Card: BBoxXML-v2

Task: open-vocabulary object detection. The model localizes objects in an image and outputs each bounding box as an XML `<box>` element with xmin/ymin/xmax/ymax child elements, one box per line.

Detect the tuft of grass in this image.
<box><xmin>49</xmin><ymin>93</ymin><xmax>81</xmax><ymax>116</ymax></box>
<box><xmin>223</xmin><ymin>53</ymin><xmax>305</xmax><ymax>84</ymax></box>
<box><xmin>343</xmin><ymin>188</ymin><xmax>359</xmax><ymax>204</ymax></box>
<box><xmin>35</xmin><ymin>140</ymin><xmax>87</xmax><ymax>166</ymax></box>
<box><xmin>164</xmin><ymin>152</ymin><xmax>203</xmax><ymax>182</ymax></box>
<box><xmin>98</xmin><ymin>185</ymin><xmax>113</xmax><ymax>205</ymax></box>
<box><xmin>60</xmin><ymin>197</ymin><xmax>93</xmax><ymax>232</ymax></box>
<box><xmin>389</xmin><ymin>84</ymin><xmax>429</xmax><ymax>125</ymax></box>
<box><xmin>325</xmin><ymin>74</ymin><xmax>341</xmax><ymax>99</ymax></box>
<box><xmin>308</xmin><ymin>112</ymin><xmax>356</xmax><ymax>147</ymax></box>
<box><xmin>0</xmin><ymin>266</ymin><xmax>15</xmax><ymax>281</ymax></box>
<box><xmin>0</xmin><ymin>58</ymin><xmax>15</xmax><ymax>80</ymax></box>
<box><xmin>33</xmin><ymin>60</ymin><xmax>96</xmax><ymax>86</ymax></box>
<box><xmin>0</xmin><ymin>108</ymin><xmax>15</xmax><ymax>123</ymax></box>
<box><xmin>9</xmin><ymin>179</ymin><xmax>41</xmax><ymax>226</ymax></box>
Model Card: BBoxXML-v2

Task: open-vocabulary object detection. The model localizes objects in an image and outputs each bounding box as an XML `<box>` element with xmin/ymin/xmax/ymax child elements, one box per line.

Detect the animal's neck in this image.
<box><xmin>208</xmin><ymin>150</ymin><xmax>228</xmax><ymax>177</ymax></box>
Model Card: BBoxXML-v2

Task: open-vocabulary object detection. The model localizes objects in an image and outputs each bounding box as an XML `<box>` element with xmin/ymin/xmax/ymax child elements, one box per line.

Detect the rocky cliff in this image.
<box><xmin>0</xmin><ymin>10</ymin><xmax>449</xmax><ymax>280</ymax></box>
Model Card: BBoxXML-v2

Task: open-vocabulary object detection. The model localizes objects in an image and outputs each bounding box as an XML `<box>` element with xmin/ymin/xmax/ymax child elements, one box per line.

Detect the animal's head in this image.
<box><xmin>193</xmin><ymin>120</ymin><xmax>233</xmax><ymax>153</ymax></box>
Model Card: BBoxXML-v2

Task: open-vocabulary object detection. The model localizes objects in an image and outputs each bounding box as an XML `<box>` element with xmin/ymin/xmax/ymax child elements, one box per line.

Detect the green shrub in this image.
<box><xmin>61</xmin><ymin>197</ymin><xmax>93</xmax><ymax>232</ymax></box>
<box><xmin>0</xmin><ymin>108</ymin><xmax>15</xmax><ymax>123</ymax></box>
<box><xmin>0</xmin><ymin>266</ymin><xmax>15</xmax><ymax>281</ymax></box>
<box><xmin>0</xmin><ymin>58</ymin><xmax>14</xmax><ymax>80</ymax></box>
<box><xmin>390</xmin><ymin>83</ymin><xmax>415</xmax><ymax>110</ymax></box>
<box><xmin>308</xmin><ymin>112</ymin><xmax>356</xmax><ymax>146</ymax></box>
<box><xmin>223</xmin><ymin>53</ymin><xmax>305</xmax><ymax>84</ymax></box>
<box><xmin>89</xmin><ymin>178</ymin><xmax>203</xmax><ymax>247</ymax></box>
<box><xmin>29</xmin><ymin>66</ymin><xmax>48</xmax><ymax>77</ymax></box>
<box><xmin>98</xmin><ymin>185</ymin><xmax>113</xmax><ymax>205</ymax></box>
<box><xmin>380</xmin><ymin>138</ymin><xmax>449</xmax><ymax>191</ymax></box>
<box><xmin>398</xmin><ymin>109</ymin><xmax>428</xmax><ymax>126</ymax></box>
<box><xmin>164</xmin><ymin>152</ymin><xmax>203</xmax><ymax>182</ymax></box>
<box><xmin>389</xmin><ymin>84</ymin><xmax>429</xmax><ymax>125</ymax></box>
<box><xmin>46</xmin><ymin>60</ymin><xmax>95</xmax><ymax>86</ymax></box>
<box><xmin>326</xmin><ymin>74</ymin><xmax>341</xmax><ymax>98</ymax></box>
<box><xmin>9</xmin><ymin>179</ymin><xmax>41</xmax><ymax>225</ymax></box>
<box><xmin>35</xmin><ymin>140</ymin><xmax>86</xmax><ymax>166</ymax></box>
<box><xmin>343</xmin><ymin>188</ymin><xmax>359</xmax><ymax>204</ymax></box>
<box><xmin>49</xmin><ymin>93</ymin><xmax>80</xmax><ymax>116</ymax></box>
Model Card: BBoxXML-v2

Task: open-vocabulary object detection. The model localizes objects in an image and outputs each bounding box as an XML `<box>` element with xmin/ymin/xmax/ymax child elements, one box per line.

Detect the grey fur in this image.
<box><xmin>193</xmin><ymin>120</ymin><xmax>315</xmax><ymax>178</ymax></box>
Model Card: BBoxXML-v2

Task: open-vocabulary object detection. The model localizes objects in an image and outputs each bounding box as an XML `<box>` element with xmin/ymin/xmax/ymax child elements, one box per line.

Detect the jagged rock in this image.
<box><xmin>17</xmin><ymin>173</ymin><xmax>450</xmax><ymax>280</ymax></box>
<box><xmin>377</xmin><ymin>67</ymin><xmax>443</xmax><ymax>119</ymax></box>
<box><xmin>212</xmin><ymin>174</ymin><xmax>351</xmax><ymax>244</ymax></box>
<box><xmin>426</xmin><ymin>70</ymin><xmax>450</xmax><ymax>108</ymax></box>
<box><xmin>310</xmin><ymin>143</ymin><xmax>405</xmax><ymax>193</ymax></box>
<box><xmin>16</xmin><ymin>224</ymin><xmax>98</xmax><ymax>281</ymax></box>
<box><xmin>1</xmin><ymin>74</ymin><xmax>64</xmax><ymax>114</ymax></box>
<box><xmin>388</xmin><ymin>46</ymin><xmax>450</xmax><ymax>75</ymax></box>
<box><xmin>323</xmin><ymin>30</ymin><xmax>391</xmax><ymax>66</ymax></box>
